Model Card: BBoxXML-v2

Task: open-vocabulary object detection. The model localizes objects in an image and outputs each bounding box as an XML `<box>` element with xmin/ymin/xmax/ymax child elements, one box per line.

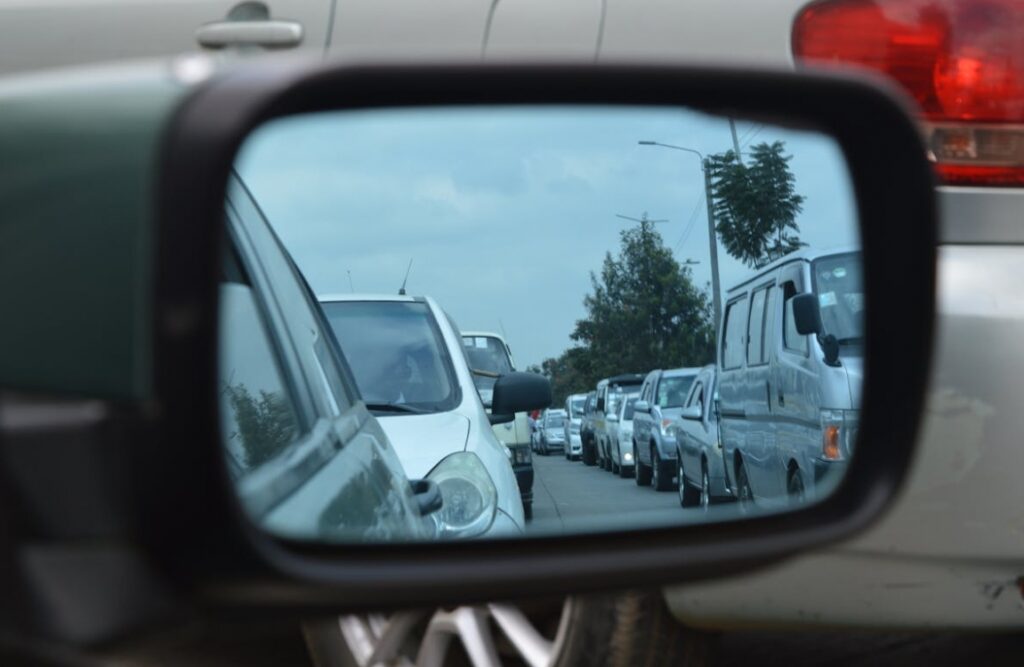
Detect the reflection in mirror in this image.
<box><xmin>221</xmin><ymin>105</ymin><xmax>862</xmax><ymax>544</ymax></box>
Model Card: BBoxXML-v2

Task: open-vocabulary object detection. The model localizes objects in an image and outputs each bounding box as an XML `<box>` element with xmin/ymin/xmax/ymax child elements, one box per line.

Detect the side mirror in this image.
<box><xmin>492</xmin><ymin>372</ymin><xmax>552</xmax><ymax>415</ymax></box>
<box><xmin>634</xmin><ymin>400</ymin><xmax>651</xmax><ymax>413</ymax></box>
<box><xmin>680</xmin><ymin>405</ymin><xmax>702</xmax><ymax>421</ymax></box>
<box><xmin>607</xmin><ymin>413</ymin><xmax>619</xmax><ymax>422</ymax></box>
<box><xmin>792</xmin><ymin>293</ymin><xmax>823</xmax><ymax>335</ymax></box>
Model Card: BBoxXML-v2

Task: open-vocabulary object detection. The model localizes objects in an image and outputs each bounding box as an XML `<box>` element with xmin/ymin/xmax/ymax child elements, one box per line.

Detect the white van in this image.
<box><xmin>717</xmin><ymin>247</ymin><xmax>862</xmax><ymax>509</ymax></box>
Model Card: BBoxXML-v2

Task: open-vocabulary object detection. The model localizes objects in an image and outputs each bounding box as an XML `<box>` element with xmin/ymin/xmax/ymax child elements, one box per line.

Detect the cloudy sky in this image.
<box><xmin>237</xmin><ymin>106</ymin><xmax>857</xmax><ymax>369</ymax></box>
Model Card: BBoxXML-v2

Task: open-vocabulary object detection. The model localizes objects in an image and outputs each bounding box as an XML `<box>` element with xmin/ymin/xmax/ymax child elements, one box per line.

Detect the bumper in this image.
<box><xmin>568</xmin><ymin>434</ymin><xmax>582</xmax><ymax>454</ymax></box>
<box><xmin>812</xmin><ymin>457</ymin><xmax>848</xmax><ymax>491</ymax></box>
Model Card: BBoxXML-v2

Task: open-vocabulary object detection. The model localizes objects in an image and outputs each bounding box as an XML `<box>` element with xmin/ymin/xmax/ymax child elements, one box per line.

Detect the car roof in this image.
<box><xmin>318</xmin><ymin>293</ymin><xmax>420</xmax><ymax>303</ymax></box>
<box><xmin>725</xmin><ymin>245</ymin><xmax>860</xmax><ymax>294</ymax></box>
<box><xmin>461</xmin><ymin>330</ymin><xmax>506</xmax><ymax>343</ymax></box>
<box><xmin>662</xmin><ymin>366</ymin><xmax>704</xmax><ymax>378</ymax></box>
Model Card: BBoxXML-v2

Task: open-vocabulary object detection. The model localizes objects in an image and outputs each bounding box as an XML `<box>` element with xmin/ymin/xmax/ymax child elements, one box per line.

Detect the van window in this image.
<box><xmin>722</xmin><ymin>297</ymin><xmax>748</xmax><ymax>369</ymax></box>
<box><xmin>784</xmin><ymin>293</ymin><xmax>810</xmax><ymax>355</ymax></box>
<box><xmin>746</xmin><ymin>287</ymin><xmax>769</xmax><ymax>366</ymax></box>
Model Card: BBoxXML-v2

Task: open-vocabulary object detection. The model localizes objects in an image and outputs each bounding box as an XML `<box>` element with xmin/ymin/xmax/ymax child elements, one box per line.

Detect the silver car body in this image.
<box><xmin>539</xmin><ymin>408</ymin><xmax>568</xmax><ymax>454</ymax></box>
<box><xmin>632</xmin><ymin>367</ymin><xmax>702</xmax><ymax>476</ymax></box>
<box><xmin>671</xmin><ymin>365</ymin><xmax>730</xmax><ymax>503</ymax></box>
<box><xmin>717</xmin><ymin>247</ymin><xmax>861</xmax><ymax>507</ymax></box>
<box><xmin>318</xmin><ymin>294</ymin><xmax>525</xmax><ymax>537</ymax></box>
<box><xmin>563</xmin><ymin>393</ymin><xmax>587</xmax><ymax>459</ymax></box>
<box><xmin>460</xmin><ymin>331</ymin><xmax>533</xmax><ymax>458</ymax></box>
<box><xmin>611</xmin><ymin>392</ymin><xmax>640</xmax><ymax>471</ymax></box>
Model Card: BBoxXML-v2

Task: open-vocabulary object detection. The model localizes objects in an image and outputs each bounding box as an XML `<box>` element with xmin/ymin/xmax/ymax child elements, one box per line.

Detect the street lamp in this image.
<box><xmin>638</xmin><ymin>140</ymin><xmax>723</xmax><ymax>334</ymax></box>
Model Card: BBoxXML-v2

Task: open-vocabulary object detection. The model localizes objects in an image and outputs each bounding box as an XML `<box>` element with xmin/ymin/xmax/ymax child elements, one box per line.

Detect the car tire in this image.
<box><xmin>652</xmin><ymin>448</ymin><xmax>673</xmax><ymax>492</ymax></box>
<box><xmin>736</xmin><ymin>460</ymin><xmax>754</xmax><ymax>514</ymax></box>
<box><xmin>787</xmin><ymin>467</ymin><xmax>806</xmax><ymax>505</ymax></box>
<box><xmin>678</xmin><ymin>454</ymin><xmax>700</xmax><ymax>507</ymax></box>
<box><xmin>316</xmin><ymin>591</ymin><xmax>715</xmax><ymax>667</ymax></box>
<box><xmin>634</xmin><ymin>444</ymin><xmax>652</xmax><ymax>486</ymax></box>
<box><xmin>700</xmin><ymin>464</ymin><xmax>714</xmax><ymax>512</ymax></box>
<box><xmin>582</xmin><ymin>437</ymin><xmax>596</xmax><ymax>466</ymax></box>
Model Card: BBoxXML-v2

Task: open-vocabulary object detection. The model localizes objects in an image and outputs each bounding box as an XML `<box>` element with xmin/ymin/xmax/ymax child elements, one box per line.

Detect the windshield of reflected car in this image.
<box><xmin>658</xmin><ymin>376</ymin><xmax>695</xmax><ymax>408</ymax></box>
<box><xmin>322</xmin><ymin>300</ymin><xmax>459</xmax><ymax>413</ymax></box>
<box><xmin>812</xmin><ymin>252</ymin><xmax>864</xmax><ymax>344</ymax></box>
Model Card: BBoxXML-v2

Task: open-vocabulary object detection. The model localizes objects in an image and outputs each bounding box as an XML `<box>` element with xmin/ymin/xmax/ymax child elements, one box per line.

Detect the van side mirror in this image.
<box><xmin>792</xmin><ymin>293</ymin><xmax>823</xmax><ymax>335</ymax></box>
<box><xmin>634</xmin><ymin>400</ymin><xmax>651</xmax><ymax>413</ymax></box>
<box><xmin>492</xmin><ymin>372</ymin><xmax>552</xmax><ymax>415</ymax></box>
<box><xmin>607</xmin><ymin>413</ymin><xmax>619</xmax><ymax>422</ymax></box>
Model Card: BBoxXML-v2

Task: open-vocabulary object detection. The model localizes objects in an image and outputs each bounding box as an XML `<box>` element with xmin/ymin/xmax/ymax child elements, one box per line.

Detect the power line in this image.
<box><xmin>673</xmin><ymin>193</ymin><xmax>706</xmax><ymax>254</ymax></box>
<box><xmin>741</xmin><ymin>124</ymin><xmax>764</xmax><ymax>148</ymax></box>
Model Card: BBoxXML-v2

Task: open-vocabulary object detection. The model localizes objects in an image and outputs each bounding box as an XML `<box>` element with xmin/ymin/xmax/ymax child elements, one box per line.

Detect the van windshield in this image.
<box><xmin>462</xmin><ymin>335</ymin><xmax>514</xmax><ymax>397</ymax></box>
<box><xmin>812</xmin><ymin>253</ymin><xmax>864</xmax><ymax>345</ymax></box>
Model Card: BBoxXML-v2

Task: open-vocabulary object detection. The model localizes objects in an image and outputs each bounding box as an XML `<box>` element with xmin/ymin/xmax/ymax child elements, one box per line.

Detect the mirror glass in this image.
<box><xmin>220</xmin><ymin>105</ymin><xmax>861</xmax><ymax>544</ymax></box>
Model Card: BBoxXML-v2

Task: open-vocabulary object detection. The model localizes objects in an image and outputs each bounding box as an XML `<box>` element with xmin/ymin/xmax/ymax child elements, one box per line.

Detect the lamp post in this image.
<box><xmin>638</xmin><ymin>140</ymin><xmax>723</xmax><ymax>333</ymax></box>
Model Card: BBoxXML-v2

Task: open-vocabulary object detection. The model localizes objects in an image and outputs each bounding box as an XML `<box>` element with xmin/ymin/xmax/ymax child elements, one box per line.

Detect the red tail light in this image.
<box><xmin>793</xmin><ymin>0</ymin><xmax>1024</xmax><ymax>186</ymax></box>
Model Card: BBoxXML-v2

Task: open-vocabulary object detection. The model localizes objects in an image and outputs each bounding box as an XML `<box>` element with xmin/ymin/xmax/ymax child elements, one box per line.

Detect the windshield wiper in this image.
<box><xmin>364</xmin><ymin>402</ymin><xmax>428</xmax><ymax>415</ymax></box>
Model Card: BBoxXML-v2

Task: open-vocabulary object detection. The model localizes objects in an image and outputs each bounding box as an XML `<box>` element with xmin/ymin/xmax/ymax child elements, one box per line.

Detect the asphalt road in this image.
<box><xmin>526</xmin><ymin>448</ymin><xmax>687</xmax><ymax>536</ymax></box>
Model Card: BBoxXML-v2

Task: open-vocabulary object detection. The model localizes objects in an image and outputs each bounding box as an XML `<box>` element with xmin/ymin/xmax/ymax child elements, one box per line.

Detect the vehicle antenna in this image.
<box><xmin>398</xmin><ymin>258</ymin><xmax>413</xmax><ymax>295</ymax></box>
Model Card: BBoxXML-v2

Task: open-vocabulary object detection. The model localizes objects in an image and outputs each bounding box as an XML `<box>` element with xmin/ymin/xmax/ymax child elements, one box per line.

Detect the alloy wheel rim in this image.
<box><xmin>338</xmin><ymin>597</ymin><xmax>574</xmax><ymax>667</ymax></box>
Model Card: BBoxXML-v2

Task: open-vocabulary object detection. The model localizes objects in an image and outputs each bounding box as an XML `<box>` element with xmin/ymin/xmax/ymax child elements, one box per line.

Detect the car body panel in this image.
<box><xmin>673</xmin><ymin>365</ymin><xmax>730</xmax><ymax>500</ymax></box>
<box><xmin>633</xmin><ymin>367</ymin><xmax>701</xmax><ymax>469</ymax></box>
<box><xmin>0</xmin><ymin>0</ymin><xmax>333</xmax><ymax>77</ymax></box>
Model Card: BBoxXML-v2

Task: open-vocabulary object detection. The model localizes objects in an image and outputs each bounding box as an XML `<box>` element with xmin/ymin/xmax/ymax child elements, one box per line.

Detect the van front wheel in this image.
<box><xmin>634</xmin><ymin>444</ymin><xmax>652</xmax><ymax>486</ymax></box>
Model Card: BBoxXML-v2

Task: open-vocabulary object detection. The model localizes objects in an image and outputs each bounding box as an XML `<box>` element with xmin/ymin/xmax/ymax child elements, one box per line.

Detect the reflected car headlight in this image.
<box><xmin>426</xmin><ymin>452</ymin><xmax>498</xmax><ymax>539</ymax></box>
<box><xmin>659</xmin><ymin>419</ymin><xmax>673</xmax><ymax>437</ymax></box>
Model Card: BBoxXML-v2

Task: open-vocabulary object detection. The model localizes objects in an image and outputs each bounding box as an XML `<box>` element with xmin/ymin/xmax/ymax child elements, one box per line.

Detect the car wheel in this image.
<box><xmin>582</xmin><ymin>438</ymin><xmax>595</xmax><ymax>466</ymax></box>
<box><xmin>315</xmin><ymin>592</ymin><xmax>714</xmax><ymax>667</ymax></box>
<box><xmin>787</xmin><ymin>467</ymin><xmax>806</xmax><ymax>504</ymax></box>
<box><xmin>700</xmin><ymin>464</ymin><xmax>712</xmax><ymax>512</ymax></box>
<box><xmin>678</xmin><ymin>454</ymin><xmax>700</xmax><ymax>507</ymax></box>
<box><xmin>736</xmin><ymin>461</ymin><xmax>754</xmax><ymax>514</ymax></box>
<box><xmin>634</xmin><ymin>444</ymin><xmax>652</xmax><ymax>486</ymax></box>
<box><xmin>652</xmin><ymin>448</ymin><xmax>673</xmax><ymax>492</ymax></box>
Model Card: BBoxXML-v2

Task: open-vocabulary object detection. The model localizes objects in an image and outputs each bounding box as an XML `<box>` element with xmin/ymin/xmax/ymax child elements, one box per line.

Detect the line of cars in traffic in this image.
<box><xmin>530</xmin><ymin>246</ymin><xmax>862</xmax><ymax>514</ymax></box>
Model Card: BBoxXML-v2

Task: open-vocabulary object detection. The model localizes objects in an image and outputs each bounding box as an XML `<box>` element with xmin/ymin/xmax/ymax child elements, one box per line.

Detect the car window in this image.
<box><xmin>227</xmin><ymin>176</ymin><xmax>355</xmax><ymax>419</ymax></box>
<box><xmin>462</xmin><ymin>335</ymin><xmax>515</xmax><ymax>397</ymax></box>
<box><xmin>323</xmin><ymin>300</ymin><xmax>460</xmax><ymax>412</ymax></box>
<box><xmin>219</xmin><ymin>280</ymin><xmax>302</xmax><ymax>480</ymax></box>
<box><xmin>783</xmin><ymin>281</ymin><xmax>810</xmax><ymax>355</ymax></box>
<box><xmin>657</xmin><ymin>375</ymin><xmax>694</xmax><ymax>408</ymax></box>
<box><xmin>747</xmin><ymin>286</ymin><xmax>769</xmax><ymax>366</ymax></box>
<box><xmin>722</xmin><ymin>296</ymin><xmax>748</xmax><ymax>370</ymax></box>
<box><xmin>813</xmin><ymin>252</ymin><xmax>865</xmax><ymax>343</ymax></box>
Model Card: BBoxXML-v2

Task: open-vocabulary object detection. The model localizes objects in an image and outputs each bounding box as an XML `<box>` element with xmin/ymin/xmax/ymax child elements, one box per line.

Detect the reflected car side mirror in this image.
<box><xmin>492</xmin><ymin>372</ymin><xmax>552</xmax><ymax>415</ymax></box>
<box><xmin>634</xmin><ymin>400</ymin><xmax>651</xmax><ymax>413</ymax></box>
<box><xmin>680</xmin><ymin>405</ymin><xmax>702</xmax><ymax>421</ymax></box>
<box><xmin>792</xmin><ymin>293</ymin><xmax>824</xmax><ymax>335</ymax></box>
<box><xmin>607</xmin><ymin>413</ymin><xmax>619</xmax><ymax>422</ymax></box>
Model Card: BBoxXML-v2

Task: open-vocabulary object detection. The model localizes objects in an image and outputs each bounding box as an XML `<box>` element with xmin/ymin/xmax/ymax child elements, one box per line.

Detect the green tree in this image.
<box><xmin>559</xmin><ymin>219</ymin><xmax>714</xmax><ymax>394</ymax></box>
<box><xmin>224</xmin><ymin>383</ymin><xmax>297</xmax><ymax>469</ymax></box>
<box><xmin>706</xmin><ymin>141</ymin><xmax>806</xmax><ymax>268</ymax></box>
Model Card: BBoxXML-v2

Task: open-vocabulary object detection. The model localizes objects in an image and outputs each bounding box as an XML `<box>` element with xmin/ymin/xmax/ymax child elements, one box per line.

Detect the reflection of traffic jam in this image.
<box><xmin>528</xmin><ymin>247</ymin><xmax>862</xmax><ymax>512</ymax></box>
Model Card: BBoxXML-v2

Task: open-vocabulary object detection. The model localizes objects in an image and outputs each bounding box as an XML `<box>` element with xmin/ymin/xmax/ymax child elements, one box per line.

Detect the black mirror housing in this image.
<box><xmin>792</xmin><ymin>292</ymin><xmax>824</xmax><ymax>335</ymax></box>
<box><xmin>492</xmin><ymin>372</ymin><xmax>552</xmax><ymax>415</ymax></box>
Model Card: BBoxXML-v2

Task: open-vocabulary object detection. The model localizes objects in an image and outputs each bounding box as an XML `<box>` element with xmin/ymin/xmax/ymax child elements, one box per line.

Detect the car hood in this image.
<box><xmin>376</xmin><ymin>412</ymin><xmax>471</xmax><ymax>479</ymax></box>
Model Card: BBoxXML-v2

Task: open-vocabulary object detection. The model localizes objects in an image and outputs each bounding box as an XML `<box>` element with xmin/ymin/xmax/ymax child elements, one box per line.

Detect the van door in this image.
<box><xmin>742</xmin><ymin>282</ymin><xmax>780</xmax><ymax>499</ymax></box>
<box><xmin>773</xmin><ymin>265</ymin><xmax>820</xmax><ymax>493</ymax></box>
<box><xmin>717</xmin><ymin>294</ymin><xmax>748</xmax><ymax>491</ymax></box>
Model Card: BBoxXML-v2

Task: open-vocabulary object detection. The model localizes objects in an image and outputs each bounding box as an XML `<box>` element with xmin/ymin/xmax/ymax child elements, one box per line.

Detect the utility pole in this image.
<box><xmin>729</xmin><ymin>118</ymin><xmax>743</xmax><ymax>163</ymax></box>
<box><xmin>701</xmin><ymin>159</ymin><xmax>723</xmax><ymax>334</ymax></box>
<box><xmin>637</xmin><ymin>141</ymin><xmax>724</xmax><ymax>335</ymax></box>
<box><xmin>616</xmin><ymin>212</ymin><xmax>669</xmax><ymax>354</ymax></box>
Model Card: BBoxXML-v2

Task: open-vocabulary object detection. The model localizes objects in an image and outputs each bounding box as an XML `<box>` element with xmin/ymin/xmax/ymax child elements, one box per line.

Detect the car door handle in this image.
<box><xmin>409</xmin><ymin>479</ymin><xmax>443</xmax><ymax>517</ymax></box>
<box><xmin>196</xmin><ymin>20</ymin><xmax>304</xmax><ymax>49</ymax></box>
